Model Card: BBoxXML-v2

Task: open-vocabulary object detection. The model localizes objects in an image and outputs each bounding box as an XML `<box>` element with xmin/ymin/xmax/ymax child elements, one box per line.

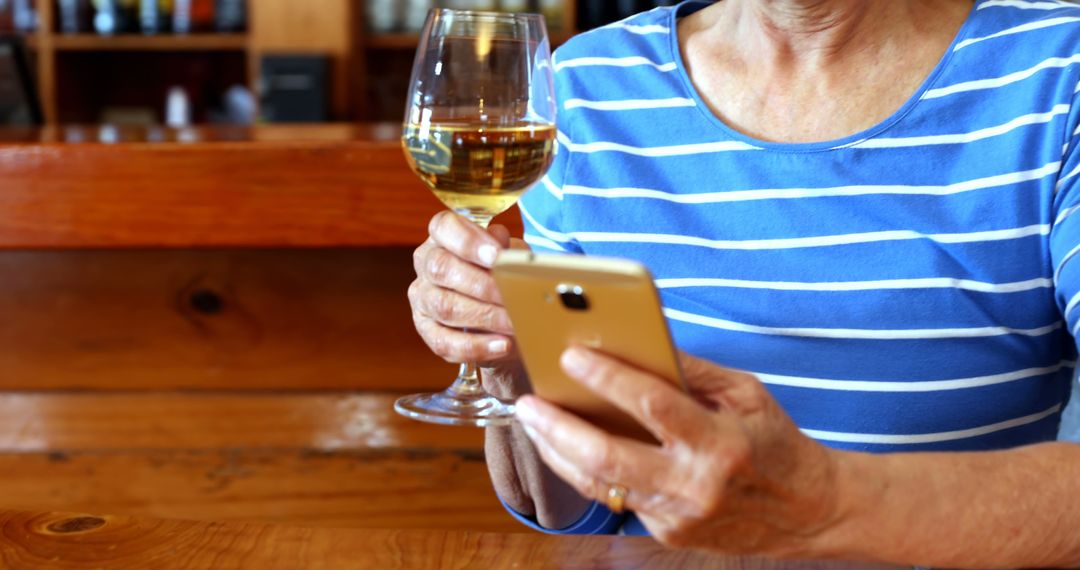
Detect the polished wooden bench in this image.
<box><xmin>0</xmin><ymin>125</ymin><xmax>524</xmax><ymax>532</ymax></box>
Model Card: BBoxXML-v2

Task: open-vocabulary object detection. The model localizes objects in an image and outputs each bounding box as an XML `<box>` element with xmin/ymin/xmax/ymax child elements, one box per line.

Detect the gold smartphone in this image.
<box><xmin>493</xmin><ymin>250</ymin><xmax>684</xmax><ymax>444</ymax></box>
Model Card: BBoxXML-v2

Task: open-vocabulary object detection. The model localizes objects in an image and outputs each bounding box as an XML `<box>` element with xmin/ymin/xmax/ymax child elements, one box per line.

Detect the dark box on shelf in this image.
<box><xmin>259</xmin><ymin>55</ymin><xmax>329</xmax><ymax>123</ymax></box>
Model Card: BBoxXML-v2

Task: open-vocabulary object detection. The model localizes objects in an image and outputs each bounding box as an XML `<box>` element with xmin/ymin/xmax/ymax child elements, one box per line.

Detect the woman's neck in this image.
<box><xmin>711</xmin><ymin>0</ymin><xmax>920</xmax><ymax>68</ymax></box>
<box><xmin>751</xmin><ymin>0</ymin><xmax>877</xmax><ymax>38</ymax></box>
<box><xmin>678</xmin><ymin>0</ymin><xmax>973</xmax><ymax>143</ymax></box>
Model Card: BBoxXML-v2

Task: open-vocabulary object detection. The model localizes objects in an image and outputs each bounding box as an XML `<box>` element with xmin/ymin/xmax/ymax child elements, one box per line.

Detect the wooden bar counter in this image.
<box><xmin>0</xmin><ymin>509</ymin><xmax>900</xmax><ymax>570</ymax></box>
<box><xmin>0</xmin><ymin>124</ymin><xmax>522</xmax><ymax>249</ymax></box>
<box><xmin>0</xmin><ymin>125</ymin><xmax>517</xmax><ymax>535</ymax></box>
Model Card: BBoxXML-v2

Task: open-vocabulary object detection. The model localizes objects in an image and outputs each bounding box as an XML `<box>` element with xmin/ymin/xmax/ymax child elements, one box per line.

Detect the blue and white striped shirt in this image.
<box><xmin>506</xmin><ymin>0</ymin><xmax>1080</xmax><ymax>535</ymax></box>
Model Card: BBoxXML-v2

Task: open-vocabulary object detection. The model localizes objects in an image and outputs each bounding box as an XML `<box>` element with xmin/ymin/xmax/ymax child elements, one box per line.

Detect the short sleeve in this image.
<box><xmin>499</xmin><ymin>497</ymin><xmax>625</xmax><ymax>535</ymax></box>
<box><xmin>517</xmin><ymin>51</ymin><xmax>583</xmax><ymax>255</ymax></box>
<box><xmin>1050</xmin><ymin>86</ymin><xmax>1080</xmax><ymax>340</ymax></box>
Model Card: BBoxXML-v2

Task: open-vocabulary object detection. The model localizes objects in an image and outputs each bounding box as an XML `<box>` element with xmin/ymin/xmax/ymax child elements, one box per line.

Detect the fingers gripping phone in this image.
<box><xmin>492</xmin><ymin>250</ymin><xmax>685</xmax><ymax>444</ymax></box>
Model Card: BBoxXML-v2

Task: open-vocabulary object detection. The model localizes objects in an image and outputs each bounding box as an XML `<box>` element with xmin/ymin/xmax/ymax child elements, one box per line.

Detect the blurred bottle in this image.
<box><xmin>366</xmin><ymin>0</ymin><xmax>400</xmax><ymax>33</ymax></box>
<box><xmin>221</xmin><ymin>84</ymin><xmax>255</xmax><ymax>125</ymax></box>
<box><xmin>139</xmin><ymin>0</ymin><xmax>169</xmax><ymax>33</ymax></box>
<box><xmin>118</xmin><ymin>0</ymin><xmax>137</xmax><ymax>32</ymax></box>
<box><xmin>12</xmin><ymin>0</ymin><xmax>35</xmax><ymax>32</ymax></box>
<box><xmin>93</xmin><ymin>0</ymin><xmax>136</xmax><ymax>33</ymax></box>
<box><xmin>402</xmin><ymin>0</ymin><xmax>431</xmax><ymax>33</ymax></box>
<box><xmin>214</xmin><ymin>0</ymin><xmax>244</xmax><ymax>32</ymax></box>
<box><xmin>58</xmin><ymin>0</ymin><xmax>93</xmax><ymax>33</ymax></box>
<box><xmin>92</xmin><ymin>0</ymin><xmax>119</xmax><ymax>34</ymax></box>
<box><xmin>172</xmin><ymin>0</ymin><xmax>191</xmax><ymax>33</ymax></box>
<box><xmin>538</xmin><ymin>0</ymin><xmax>560</xmax><ymax>29</ymax></box>
<box><xmin>499</xmin><ymin>0</ymin><xmax>529</xmax><ymax>12</ymax></box>
<box><xmin>444</xmin><ymin>0</ymin><xmax>495</xmax><ymax>10</ymax></box>
<box><xmin>165</xmin><ymin>86</ymin><xmax>191</xmax><ymax>127</ymax></box>
<box><xmin>190</xmin><ymin>0</ymin><xmax>212</xmax><ymax>31</ymax></box>
<box><xmin>0</xmin><ymin>0</ymin><xmax>14</xmax><ymax>33</ymax></box>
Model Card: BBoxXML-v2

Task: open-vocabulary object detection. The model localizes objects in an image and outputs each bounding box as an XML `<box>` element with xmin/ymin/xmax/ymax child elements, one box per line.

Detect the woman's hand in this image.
<box><xmin>408</xmin><ymin>211</ymin><xmax>528</xmax><ymax>395</ymax></box>
<box><xmin>514</xmin><ymin>348</ymin><xmax>846</xmax><ymax>557</ymax></box>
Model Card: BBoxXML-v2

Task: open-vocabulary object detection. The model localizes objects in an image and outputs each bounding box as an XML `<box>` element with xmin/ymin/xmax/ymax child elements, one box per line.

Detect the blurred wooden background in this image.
<box><xmin>19</xmin><ymin>0</ymin><xmax>583</xmax><ymax>124</ymax></box>
<box><xmin>0</xmin><ymin>126</ymin><xmax>527</xmax><ymax>532</ymax></box>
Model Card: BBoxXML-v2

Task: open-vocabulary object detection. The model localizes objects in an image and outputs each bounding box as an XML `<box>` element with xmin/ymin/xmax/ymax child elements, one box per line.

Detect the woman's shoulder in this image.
<box><xmin>963</xmin><ymin>0</ymin><xmax>1080</xmax><ymax>53</ymax></box>
<box><xmin>551</xmin><ymin>5</ymin><xmax>689</xmax><ymax>107</ymax></box>
<box><xmin>553</xmin><ymin>5</ymin><xmax>679</xmax><ymax>68</ymax></box>
<box><xmin>940</xmin><ymin>0</ymin><xmax>1080</xmax><ymax>101</ymax></box>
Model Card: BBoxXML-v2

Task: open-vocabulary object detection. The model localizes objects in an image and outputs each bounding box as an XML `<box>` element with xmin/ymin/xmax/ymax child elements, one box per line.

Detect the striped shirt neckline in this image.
<box><xmin>665</xmin><ymin>0</ymin><xmax>982</xmax><ymax>153</ymax></box>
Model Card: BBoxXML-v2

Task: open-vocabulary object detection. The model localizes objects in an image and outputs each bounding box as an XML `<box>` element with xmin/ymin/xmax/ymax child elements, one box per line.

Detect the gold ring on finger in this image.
<box><xmin>605</xmin><ymin>483</ymin><xmax>629</xmax><ymax>514</ymax></box>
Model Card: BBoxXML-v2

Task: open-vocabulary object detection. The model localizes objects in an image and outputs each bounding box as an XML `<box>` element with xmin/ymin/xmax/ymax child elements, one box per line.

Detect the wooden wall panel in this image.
<box><xmin>0</xmin><ymin>249</ymin><xmax>457</xmax><ymax>391</ymax></box>
<box><xmin>0</xmin><ymin>140</ymin><xmax>434</xmax><ymax>248</ymax></box>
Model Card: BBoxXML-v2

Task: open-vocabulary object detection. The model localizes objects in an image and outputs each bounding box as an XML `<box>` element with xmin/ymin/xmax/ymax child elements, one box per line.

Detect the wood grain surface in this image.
<box><xmin>0</xmin><ymin>509</ymin><xmax>902</xmax><ymax>570</ymax></box>
<box><xmin>0</xmin><ymin>249</ymin><xmax>456</xmax><ymax>391</ymax></box>
<box><xmin>0</xmin><ymin>247</ymin><xmax>526</xmax><ymax>534</ymax></box>
<box><xmin>0</xmin><ymin>125</ymin><xmax>524</xmax><ymax>248</ymax></box>
<box><xmin>0</xmin><ymin>391</ymin><xmax>516</xmax><ymax>532</ymax></box>
<box><xmin>0</xmin><ymin>127</ymin><xmax>543</xmax><ymax>550</ymax></box>
<box><xmin>0</xmin><ymin>452</ymin><xmax>516</xmax><ymax>532</ymax></box>
<box><xmin>0</xmin><ymin>393</ymin><xmax>483</xmax><ymax>452</ymax></box>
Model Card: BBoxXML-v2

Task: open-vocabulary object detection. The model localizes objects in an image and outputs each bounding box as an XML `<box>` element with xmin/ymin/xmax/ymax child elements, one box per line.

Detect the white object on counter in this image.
<box><xmin>165</xmin><ymin>86</ymin><xmax>192</xmax><ymax>128</ymax></box>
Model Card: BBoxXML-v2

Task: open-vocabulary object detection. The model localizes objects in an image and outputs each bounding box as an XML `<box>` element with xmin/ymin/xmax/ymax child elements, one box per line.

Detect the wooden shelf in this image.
<box><xmin>23</xmin><ymin>0</ymin><xmax>579</xmax><ymax>123</ymax></box>
<box><xmin>50</xmin><ymin>33</ymin><xmax>249</xmax><ymax>52</ymax></box>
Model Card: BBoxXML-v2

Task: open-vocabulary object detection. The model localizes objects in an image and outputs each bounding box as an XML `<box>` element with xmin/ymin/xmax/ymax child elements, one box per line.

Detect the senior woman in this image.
<box><xmin>408</xmin><ymin>0</ymin><xmax>1080</xmax><ymax>566</ymax></box>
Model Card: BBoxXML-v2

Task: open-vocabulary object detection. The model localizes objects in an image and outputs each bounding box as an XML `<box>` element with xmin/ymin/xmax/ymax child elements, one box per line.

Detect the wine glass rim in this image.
<box><xmin>432</xmin><ymin>8</ymin><xmax>546</xmax><ymax>22</ymax></box>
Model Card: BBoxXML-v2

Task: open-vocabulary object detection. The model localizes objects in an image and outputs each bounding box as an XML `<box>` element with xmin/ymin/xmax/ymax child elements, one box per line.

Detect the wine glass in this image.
<box><xmin>395</xmin><ymin>9</ymin><xmax>557</xmax><ymax>427</ymax></box>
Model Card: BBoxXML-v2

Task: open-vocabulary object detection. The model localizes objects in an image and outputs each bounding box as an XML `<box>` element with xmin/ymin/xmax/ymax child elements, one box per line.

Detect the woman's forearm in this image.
<box><xmin>482</xmin><ymin>363</ymin><xmax>592</xmax><ymax>529</ymax></box>
<box><xmin>485</xmin><ymin>424</ymin><xmax>592</xmax><ymax>528</ymax></box>
<box><xmin>822</xmin><ymin>442</ymin><xmax>1080</xmax><ymax>568</ymax></box>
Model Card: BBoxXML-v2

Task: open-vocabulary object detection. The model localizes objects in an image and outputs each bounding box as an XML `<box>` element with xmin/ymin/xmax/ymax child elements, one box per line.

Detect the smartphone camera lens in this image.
<box><xmin>556</xmin><ymin>284</ymin><xmax>589</xmax><ymax>311</ymax></box>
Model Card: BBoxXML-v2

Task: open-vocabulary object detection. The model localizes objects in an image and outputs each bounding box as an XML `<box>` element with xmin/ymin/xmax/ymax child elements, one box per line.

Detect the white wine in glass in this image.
<box><xmin>395</xmin><ymin>9</ymin><xmax>557</xmax><ymax>427</ymax></box>
<box><xmin>403</xmin><ymin>122</ymin><xmax>556</xmax><ymax>224</ymax></box>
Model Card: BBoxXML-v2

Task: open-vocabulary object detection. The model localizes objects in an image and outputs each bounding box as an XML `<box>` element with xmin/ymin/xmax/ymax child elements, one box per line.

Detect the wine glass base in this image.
<box><xmin>394</xmin><ymin>390</ymin><xmax>516</xmax><ymax>427</ymax></box>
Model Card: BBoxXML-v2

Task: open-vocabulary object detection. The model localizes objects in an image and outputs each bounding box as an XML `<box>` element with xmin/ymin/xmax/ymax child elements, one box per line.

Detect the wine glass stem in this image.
<box><xmin>448</xmin><ymin>362</ymin><xmax>485</xmax><ymax>397</ymax></box>
<box><xmin>457</xmin><ymin>211</ymin><xmax>490</xmax><ymax>230</ymax></box>
<box><xmin>452</xmin><ymin>213</ymin><xmax>494</xmax><ymax>399</ymax></box>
